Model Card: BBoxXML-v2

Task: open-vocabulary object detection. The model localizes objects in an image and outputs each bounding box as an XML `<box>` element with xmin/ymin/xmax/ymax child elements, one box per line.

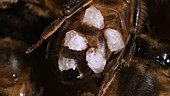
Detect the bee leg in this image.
<box><xmin>26</xmin><ymin>0</ymin><xmax>93</xmax><ymax>53</ymax></box>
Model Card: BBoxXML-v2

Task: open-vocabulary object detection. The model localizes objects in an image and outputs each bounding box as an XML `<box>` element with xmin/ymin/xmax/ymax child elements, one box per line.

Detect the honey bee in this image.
<box><xmin>25</xmin><ymin>0</ymin><xmax>143</xmax><ymax>76</ymax></box>
<box><xmin>11</xmin><ymin>0</ymin><xmax>150</xmax><ymax>95</ymax></box>
<box><xmin>0</xmin><ymin>0</ymin><xmax>169</xmax><ymax>96</ymax></box>
<box><xmin>22</xmin><ymin>0</ymin><xmax>145</xmax><ymax>95</ymax></box>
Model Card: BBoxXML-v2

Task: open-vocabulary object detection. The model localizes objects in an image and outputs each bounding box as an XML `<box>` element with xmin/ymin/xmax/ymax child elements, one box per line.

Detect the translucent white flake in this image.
<box><xmin>86</xmin><ymin>47</ymin><xmax>106</xmax><ymax>73</ymax></box>
<box><xmin>64</xmin><ymin>30</ymin><xmax>88</xmax><ymax>51</ymax></box>
<box><xmin>58</xmin><ymin>56</ymin><xmax>77</xmax><ymax>71</ymax></box>
<box><xmin>82</xmin><ymin>6</ymin><xmax>104</xmax><ymax>29</ymax></box>
<box><xmin>104</xmin><ymin>28</ymin><xmax>124</xmax><ymax>52</ymax></box>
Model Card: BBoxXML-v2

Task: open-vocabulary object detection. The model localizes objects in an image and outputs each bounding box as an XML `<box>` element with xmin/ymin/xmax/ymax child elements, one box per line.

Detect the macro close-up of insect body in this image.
<box><xmin>25</xmin><ymin>0</ymin><xmax>146</xmax><ymax>95</ymax></box>
<box><xmin>26</xmin><ymin>0</ymin><xmax>144</xmax><ymax>80</ymax></box>
<box><xmin>0</xmin><ymin>0</ymin><xmax>169</xmax><ymax>96</ymax></box>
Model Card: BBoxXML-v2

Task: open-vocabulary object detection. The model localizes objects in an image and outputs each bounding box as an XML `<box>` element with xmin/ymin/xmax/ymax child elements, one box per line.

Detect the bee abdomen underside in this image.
<box><xmin>47</xmin><ymin>2</ymin><xmax>131</xmax><ymax>82</ymax></box>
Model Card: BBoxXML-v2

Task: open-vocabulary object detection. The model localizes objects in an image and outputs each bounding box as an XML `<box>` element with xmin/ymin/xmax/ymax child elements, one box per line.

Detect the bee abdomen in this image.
<box><xmin>47</xmin><ymin>2</ymin><xmax>132</xmax><ymax>83</ymax></box>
